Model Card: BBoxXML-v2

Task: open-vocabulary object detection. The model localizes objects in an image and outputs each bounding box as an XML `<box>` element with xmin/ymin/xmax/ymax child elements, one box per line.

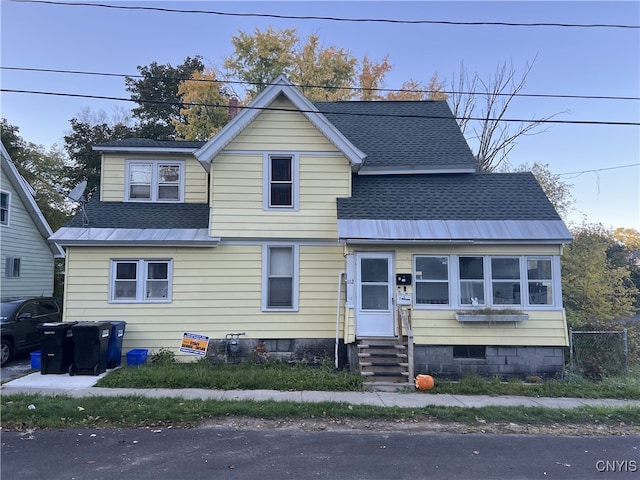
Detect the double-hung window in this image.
<box><xmin>459</xmin><ymin>256</ymin><xmax>485</xmax><ymax>306</ymax></box>
<box><xmin>1</xmin><ymin>191</ymin><xmax>10</xmax><ymax>226</ymax></box>
<box><xmin>127</xmin><ymin>160</ymin><xmax>183</xmax><ymax>202</ymax></box>
<box><xmin>111</xmin><ymin>259</ymin><xmax>172</xmax><ymax>302</ymax></box>
<box><xmin>527</xmin><ymin>257</ymin><xmax>553</xmax><ymax>305</ymax></box>
<box><xmin>263</xmin><ymin>245</ymin><xmax>298</xmax><ymax>311</ymax></box>
<box><xmin>265</xmin><ymin>154</ymin><xmax>298</xmax><ymax>210</ymax></box>
<box><xmin>414</xmin><ymin>256</ymin><xmax>449</xmax><ymax>305</ymax></box>
<box><xmin>490</xmin><ymin>257</ymin><xmax>521</xmax><ymax>305</ymax></box>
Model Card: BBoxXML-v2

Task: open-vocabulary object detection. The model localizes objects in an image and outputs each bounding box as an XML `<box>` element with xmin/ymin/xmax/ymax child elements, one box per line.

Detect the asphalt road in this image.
<box><xmin>2</xmin><ymin>427</ymin><xmax>638</xmax><ymax>480</ymax></box>
<box><xmin>0</xmin><ymin>353</ymin><xmax>32</xmax><ymax>382</ymax></box>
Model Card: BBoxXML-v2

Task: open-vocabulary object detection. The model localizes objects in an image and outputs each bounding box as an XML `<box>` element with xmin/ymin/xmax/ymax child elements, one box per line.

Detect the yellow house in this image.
<box><xmin>51</xmin><ymin>75</ymin><xmax>572</xmax><ymax>383</ymax></box>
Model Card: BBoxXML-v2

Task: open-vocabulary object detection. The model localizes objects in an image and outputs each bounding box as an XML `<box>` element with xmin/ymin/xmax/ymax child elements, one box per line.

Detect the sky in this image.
<box><xmin>1</xmin><ymin>0</ymin><xmax>639</xmax><ymax>231</ymax></box>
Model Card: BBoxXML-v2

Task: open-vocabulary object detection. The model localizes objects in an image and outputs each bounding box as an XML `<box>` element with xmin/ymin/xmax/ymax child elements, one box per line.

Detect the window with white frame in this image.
<box><xmin>265</xmin><ymin>154</ymin><xmax>297</xmax><ymax>209</ymax></box>
<box><xmin>491</xmin><ymin>257</ymin><xmax>521</xmax><ymax>305</ymax></box>
<box><xmin>415</xmin><ymin>256</ymin><xmax>449</xmax><ymax>305</ymax></box>
<box><xmin>5</xmin><ymin>257</ymin><xmax>20</xmax><ymax>278</ymax></box>
<box><xmin>459</xmin><ymin>256</ymin><xmax>485</xmax><ymax>306</ymax></box>
<box><xmin>414</xmin><ymin>255</ymin><xmax>558</xmax><ymax>309</ymax></box>
<box><xmin>527</xmin><ymin>257</ymin><xmax>553</xmax><ymax>305</ymax></box>
<box><xmin>1</xmin><ymin>191</ymin><xmax>10</xmax><ymax>226</ymax></box>
<box><xmin>263</xmin><ymin>245</ymin><xmax>298</xmax><ymax>310</ymax></box>
<box><xmin>111</xmin><ymin>259</ymin><xmax>172</xmax><ymax>302</ymax></box>
<box><xmin>126</xmin><ymin>160</ymin><xmax>183</xmax><ymax>202</ymax></box>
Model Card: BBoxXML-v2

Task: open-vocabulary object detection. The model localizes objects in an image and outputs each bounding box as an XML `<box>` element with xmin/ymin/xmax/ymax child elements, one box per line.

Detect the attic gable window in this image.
<box><xmin>264</xmin><ymin>154</ymin><xmax>298</xmax><ymax>210</ymax></box>
<box><xmin>0</xmin><ymin>191</ymin><xmax>9</xmax><ymax>225</ymax></box>
<box><xmin>126</xmin><ymin>160</ymin><xmax>184</xmax><ymax>202</ymax></box>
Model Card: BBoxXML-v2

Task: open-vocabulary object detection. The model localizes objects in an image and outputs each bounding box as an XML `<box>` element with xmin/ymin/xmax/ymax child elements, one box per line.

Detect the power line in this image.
<box><xmin>3</xmin><ymin>88</ymin><xmax>640</xmax><ymax>126</ymax></box>
<box><xmin>557</xmin><ymin>163</ymin><xmax>640</xmax><ymax>176</ymax></box>
<box><xmin>3</xmin><ymin>66</ymin><xmax>639</xmax><ymax>102</ymax></box>
<box><xmin>11</xmin><ymin>0</ymin><xmax>640</xmax><ymax>29</ymax></box>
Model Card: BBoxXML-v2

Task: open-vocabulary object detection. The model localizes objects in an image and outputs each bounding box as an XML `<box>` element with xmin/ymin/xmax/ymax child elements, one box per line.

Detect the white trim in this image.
<box><xmin>125</xmin><ymin>159</ymin><xmax>186</xmax><ymax>203</ymax></box>
<box><xmin>261</xmin><ymin>243</ymin><xmax>299</xmax><ymax>312</ymax></box>
<box><xmin>263</xmin><ymin>153</ymin><xmax>299</xmax><ymax>211</ymax></box>
<box><xmin>109</xmin><ymin>258</ymin><xmax>173</xmax><ymax>303</ymax></box>
<box><xmin>220</xmin><ymin>150</ymin><xmax>344</xmax><ymax>157</ymax></box>
<box><xmin>0</xmin><ymin>190</ymin><xmax>11</xmax><ymax>226</ymax></box>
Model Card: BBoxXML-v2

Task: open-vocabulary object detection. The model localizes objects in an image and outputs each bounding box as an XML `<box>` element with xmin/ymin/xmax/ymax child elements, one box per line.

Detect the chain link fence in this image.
<box><xmin>568</xmin><ymin>328</ymin><xmax>628</xmax><ymax>379</ymax></box>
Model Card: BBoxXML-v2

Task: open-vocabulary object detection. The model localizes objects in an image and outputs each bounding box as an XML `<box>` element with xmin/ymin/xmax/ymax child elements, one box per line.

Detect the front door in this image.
<box><xmin>356</xmin><ymin>253</ymin><xmax>394</xmax><ymax>337</ymax></box>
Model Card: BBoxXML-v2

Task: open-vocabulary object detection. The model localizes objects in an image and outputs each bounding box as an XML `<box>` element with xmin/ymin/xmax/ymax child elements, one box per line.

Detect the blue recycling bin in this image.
<box><xmin>107</xmin><ymin>321</ymin><xmax>126</xmax><ymax>368</ymax></box>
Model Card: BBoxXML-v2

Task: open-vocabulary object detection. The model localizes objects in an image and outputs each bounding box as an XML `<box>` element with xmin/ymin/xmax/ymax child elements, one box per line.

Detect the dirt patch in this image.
<box><xmin>199</xmin><ymin>417</ymin><xmax>639</xmax><ymax>436</ymax></box>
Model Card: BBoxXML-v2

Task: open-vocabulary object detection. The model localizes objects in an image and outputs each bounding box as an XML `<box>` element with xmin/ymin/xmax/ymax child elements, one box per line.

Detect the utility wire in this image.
<box><xmin>3</xmin><ymin>88</ymin><xmax>640</xmax><ymax>126</ymax></box>
<box><xmin>3</xmin><ymin>66</ymin><xmax>639</xmax><ymax>102</ymax></box>
<box><xmin>557</xmin><ymin>163</ymin><xmax>640</xmax><ymax>176</ymax></box>
<box><xmin>10</xmin><ymin>0</ymin><xmax>640</xmax><ymax>29</ymax></box>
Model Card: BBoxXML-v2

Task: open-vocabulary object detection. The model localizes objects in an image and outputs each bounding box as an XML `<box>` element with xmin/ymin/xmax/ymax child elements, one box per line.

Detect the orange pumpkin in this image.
<box><xmin>415</xmin><ymin>374</ymin><xmax>435</xmax><ymax>391</ymax></box>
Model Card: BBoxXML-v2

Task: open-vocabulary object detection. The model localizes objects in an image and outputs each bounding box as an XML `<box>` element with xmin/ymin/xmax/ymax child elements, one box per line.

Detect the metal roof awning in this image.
<box><xmin>337</xmin><ymin>219</ymin><xmax>573</xmax><ymax>244</ymax></box>
<box><xmin>50</xmin><ymin>228</ymin><xmax>220</xmax><ymax>247</ymax></box>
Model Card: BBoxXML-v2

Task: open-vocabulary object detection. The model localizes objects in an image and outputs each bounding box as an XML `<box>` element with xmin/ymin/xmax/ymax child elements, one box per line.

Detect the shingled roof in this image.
<box><xmin>64</xmin><ymin>200</ymin><xmax>210</xmax><ymax>229</ymax></box>
<box><xmin>314</xmin><ymin>101</ymin><xmax>477</xmax><ymax>172</ymax></box>
<box><xmin>338</xmin><ymin>172</ymin><xmax>560</xmax><ymax>221</ymax></box>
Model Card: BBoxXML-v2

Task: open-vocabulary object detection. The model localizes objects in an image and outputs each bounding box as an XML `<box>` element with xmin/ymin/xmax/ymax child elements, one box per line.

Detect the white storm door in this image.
<box><xmin>356</xmin><ymin>253</ymin><xmax>394</xmax><ymax>337</ymax></box>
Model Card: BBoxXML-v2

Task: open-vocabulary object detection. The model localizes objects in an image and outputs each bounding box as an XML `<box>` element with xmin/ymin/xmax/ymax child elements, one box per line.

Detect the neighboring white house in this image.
<box><xmin>0</xmin><ymin>142</ymin><xmax>64</xmax><ymax>300</ymax></box>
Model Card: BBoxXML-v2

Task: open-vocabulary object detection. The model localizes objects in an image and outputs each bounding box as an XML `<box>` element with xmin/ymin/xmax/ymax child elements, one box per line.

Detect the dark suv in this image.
<box><xmin>1</xmin><ymin>297</ymin><xmax>63</xmax><ymax>367</ymax></box>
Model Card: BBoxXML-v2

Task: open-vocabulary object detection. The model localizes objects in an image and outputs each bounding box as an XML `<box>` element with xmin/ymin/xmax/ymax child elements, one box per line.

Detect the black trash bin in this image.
<box><xmin>107</xmin><ymin>321</ymin><xmax>126</xmax><ymax>369</ymax></box>
<box><xmin>37</xmin><ymin>322</ymin><xmax>76</xmax><ymax>374</ymax></box>
<box><xmin>69</xmin><ymin>322</ymin><xmax>112</xmax><ymax>376</ymax></box>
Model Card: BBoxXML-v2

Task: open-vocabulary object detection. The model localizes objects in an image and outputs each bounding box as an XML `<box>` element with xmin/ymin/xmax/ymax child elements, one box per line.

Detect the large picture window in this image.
<box><xmin>126</xmin><ymin>160</ymin><xmax>183</xmax><ymax>202</ymax></box>
<box><xmin>264</xmin><ymin>154</ymin><xmax>298</xmax><ymax>210</ymax></box>
<box><xmin>111</xmin><ymin>259</ymin><xmax>172</xmax><ymax>302</ymax></box>
<box><xmin>263</xmin><ymin>245</ymin><xmax>298</xmax><ymax>311</ymax></box>
<box><xmin>415</xmin><ymin>256</ymin><xmax>449</xmax><ymax>305</ymax></box>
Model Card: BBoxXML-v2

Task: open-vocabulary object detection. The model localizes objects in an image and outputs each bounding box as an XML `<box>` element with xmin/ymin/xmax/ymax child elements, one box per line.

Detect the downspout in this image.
<box><xmin>335</xmin><ymin>271</ymin><xmax>346</xmax><ymax>369</ymax></box>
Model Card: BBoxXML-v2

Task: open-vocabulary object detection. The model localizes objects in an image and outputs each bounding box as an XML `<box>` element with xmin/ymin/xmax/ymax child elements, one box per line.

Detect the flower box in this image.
<box><xmin>455</xmin><ymin>313</ymin><xmax>529</xmax><ymax>323</ymax></box>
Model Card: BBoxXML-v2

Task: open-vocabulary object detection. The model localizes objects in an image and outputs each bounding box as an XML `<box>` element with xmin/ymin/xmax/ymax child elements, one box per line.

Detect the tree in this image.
<box><xmin>224</xmin><ymin>27</ymin><xmax>298</xmax><ymax>99</ymax></box>
<box><xmin>63</xmin><ymin>118</ymin><xmax>138</xmax><ymax>199</ymax></box>
<box><xmin>513</xmin><ymin>163</ymin><xmax>574</xmax><ymax>220</ymax></box>
<box><xmin>448</xmin><ymin>59</ymin><xmax>560</xmax><ymax>172</ymax></box>
<box><xmin>562</xmin><ymin>223</ymin><xmax>638</xmax><ymax>326</ymax></box>
<box><xmin>614</xmin><ymin>227</ymin><xmax>640</xmax><ymax>251</ymax></box>
<box><xmin>385</xmin><ymin>72</ymin><xmax>448</xmax><ymax>101</ymax></box>
<box><xmin>224</xmin><ymin>27</ymin><xmax>392</xmax><ymax>102</ymax></box>
<box><xmin>173</xmin><ymin>68</ymin><xmax>232</xmax><ymax>141</ymax></box>
<box><xmin>125</xmin><ymin>56</ymin><xmax>205</xmax><ymax>139</ymax></box>
<box><xmin>1</xmin><ymin>119</ymin><xmax>71</xmax><ymax>230</ymax></box>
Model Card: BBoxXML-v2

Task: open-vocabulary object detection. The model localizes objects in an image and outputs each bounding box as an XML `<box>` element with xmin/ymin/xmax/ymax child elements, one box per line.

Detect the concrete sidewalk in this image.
<box><xmin>2</xmin><ymin>371</ymin><xmax>639</xmax><ymax>410</ymax></box>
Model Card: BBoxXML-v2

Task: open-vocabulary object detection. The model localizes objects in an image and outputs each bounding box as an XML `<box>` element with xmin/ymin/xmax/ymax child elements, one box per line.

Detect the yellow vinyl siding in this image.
<box><xmin>62</xmin><ymin>245</ymin><xmax>346</xmax><ymax>359</ymax></box>
<box><xmin>211</xmin><ymin>153</ymin><xmax>350</xmax><ymax>238</ymax></box>
<box><xmin>228</xmin><ymin>95</ymin><xmax>341</xmax><ymax>152</ymax></box>
<box><xmin>346</xmin><ymin>244</ymin><xmax>568</xmax><ymax>347</ymax></box>
<box><xmin>100</xmin><ymin>153</ymin><xmax>208</xmax><ymax>202</ymax></box>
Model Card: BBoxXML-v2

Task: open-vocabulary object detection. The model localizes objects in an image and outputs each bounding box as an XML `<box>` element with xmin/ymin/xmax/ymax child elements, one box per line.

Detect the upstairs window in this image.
<box><xmin>1</xmin><ymin>191</ymin><xmax>9</xmax><ymax>225</ymax></box>
<box><xmin>265</xmin><ymin>154</ymin><xmax>298</xmax><ymax>210</ymax></box>
<box><xmin>126</xmin><ymin>161</ymin><xmax>184</xmax><ymax>202</ymax></box>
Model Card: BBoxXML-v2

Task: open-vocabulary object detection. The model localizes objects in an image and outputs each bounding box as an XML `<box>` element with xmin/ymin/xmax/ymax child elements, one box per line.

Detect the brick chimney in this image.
<box><xmin>228</xmin><ymin>97</ymin><xmax>239</xmax><ymax>120</ymax></box>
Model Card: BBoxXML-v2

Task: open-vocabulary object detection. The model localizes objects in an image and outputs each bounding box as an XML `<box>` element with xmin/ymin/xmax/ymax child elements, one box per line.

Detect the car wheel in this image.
<box><xmin>0</xmin><ymin>338</ymin><xmax>12</xmax><ymax>367</ymax></box>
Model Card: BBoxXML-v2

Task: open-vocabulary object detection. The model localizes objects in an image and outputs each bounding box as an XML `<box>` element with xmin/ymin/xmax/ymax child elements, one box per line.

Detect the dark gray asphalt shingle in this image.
<box><xmin>95</xmin><ymin>139</ymin><xmax>206</xmax><ymax>150</ymax></box>
<box><xmin>314</xmin><ymin>101</ymin><xmax>477</xmax><ymax>170</ymax></box>
<box><xmin>65</xmin><ymin>201</ymin><xmax>210</xmax><ymax>229</ymax></box>
<box><xmin>337</xmin><ymin>173</ymin><xmax>562</xmax><ymax>221</ymax></box>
